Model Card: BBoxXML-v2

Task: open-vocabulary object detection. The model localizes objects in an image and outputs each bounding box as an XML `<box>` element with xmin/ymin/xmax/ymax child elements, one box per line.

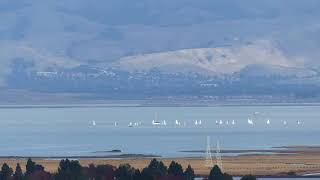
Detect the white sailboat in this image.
<box><xmin>162</xmin><ymin>120</ymin><xmax>167</xmax><ymax>126</ymax></box>
<box><xmin>152</xmin><ymin>120</ymin><xmax>161</xmax><ymax>126</ymax></box>
<box><xmin>152</xmin><ymin>113</ymin><xmax>161</xmax><ymax>126</ymax></box>
<box><xmin>92</xmin><ymin>120</ymin><xmax>96</xmax><ymax>127</ymax></box>
<box><xmin>283</xmin><ymin>120</ymin><xmax>287</xmax><ymax>125</ymax></box>
<box><xmin>248</xmin><ymin>118</ymin><xmax>254</xmax><ymax>125</ymax></box>
<box><xmin>231</xmin><ymin>120</ymin><xmax>235</xmax><ymax>125</ymax></box>
<box><xmin>175</xmin><ymin>120</ymin><xmax>181</xmax><ymax>126</ymax></box>
<box><xmin>219</xmin><ymin>120</ymin><xmax>223</xmax><ymax>125</ymax></box>
<box><xmin>199</xmin><ymin>120</ymin><xmax>202</xmax><ymax>125</ymax></box>
<box><xmin>128</xmin><ymin>122</ymin><xmax>133</xmax><ymax>127</ymax></box>
<box><xmin>195</xmin><ymin>120</ymin><xmax>198</xmax><ymax>126</ymax></box>
<box><xmin>215</xmin><ymin>120</ymin><xmax>219</xmax><ymax>125</ymax></box>
<box><xmin>266</xmin><ymin>119</ymin><xmax>271</xmax><ymax>125</ymax></box>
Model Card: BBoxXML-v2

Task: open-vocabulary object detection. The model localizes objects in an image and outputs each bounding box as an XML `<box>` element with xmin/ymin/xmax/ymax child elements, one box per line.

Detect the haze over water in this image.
<box><xmin>0</xmin><ymin>106</ymin><xmax>318</xmax><ymax>157</ymax></box>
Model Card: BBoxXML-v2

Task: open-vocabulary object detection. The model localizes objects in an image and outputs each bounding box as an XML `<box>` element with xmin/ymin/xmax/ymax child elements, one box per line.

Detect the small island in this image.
<box><xmin>93</xmin><ymin>149</ymin><xmax>122</xmax><ymax>153</ymax></box>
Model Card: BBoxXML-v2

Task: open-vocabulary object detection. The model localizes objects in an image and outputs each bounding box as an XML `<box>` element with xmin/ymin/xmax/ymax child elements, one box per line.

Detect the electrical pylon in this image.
<box><xmin>215</xmin><ymin>139</ymin><xmax>223</xmax><ymax>171</ymax></box>
<box><xmin>205</xmin><ymin>136</ymin><xmax>214</xmax><ymax>168</ymax></box>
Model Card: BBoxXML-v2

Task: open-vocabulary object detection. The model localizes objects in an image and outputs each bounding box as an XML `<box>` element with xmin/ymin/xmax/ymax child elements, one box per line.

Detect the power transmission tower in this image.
<box><xmin>205</xmin><ymin>136</ymin><xmax>214</xmax><ymax>168</ymax></box>
<box><xmin>215</xmin><ymin>139</ymin><xmax>223</xmax><ymax>171</ymax></box>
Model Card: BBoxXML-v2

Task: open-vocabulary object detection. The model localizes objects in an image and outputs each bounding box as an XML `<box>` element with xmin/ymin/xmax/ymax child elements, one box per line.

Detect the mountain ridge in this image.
<box><xmin>1</xmin><ymin>0</ymin><xmax>320</xmax><ymax>99</ymax></box>
<box><xmin>114</xmin><ymin>41</ymin><xmax>302</xmax><ymax>75</ymax></box>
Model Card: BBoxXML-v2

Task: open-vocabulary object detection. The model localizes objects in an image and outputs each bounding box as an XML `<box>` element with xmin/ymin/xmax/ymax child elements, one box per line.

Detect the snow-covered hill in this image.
<box><xmin>1</xmin><ymin>0</ymin><xmax>320</xmax><ymax>86</ymax></box>
<box><xmin>115</xmin><ymin>41</ymin><xmax>305</xmax><ymax>76</ymax></box>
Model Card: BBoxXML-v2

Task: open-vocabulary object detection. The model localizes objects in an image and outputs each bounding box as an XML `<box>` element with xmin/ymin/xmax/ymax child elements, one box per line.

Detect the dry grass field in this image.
<box><xmin>1</xmin><ymin>151</ymin><xmax>320</xmax><ymax>176</ymax></box>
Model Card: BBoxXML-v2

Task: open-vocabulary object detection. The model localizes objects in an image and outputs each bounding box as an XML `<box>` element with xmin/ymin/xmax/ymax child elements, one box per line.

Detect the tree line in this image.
<box><xmin>0</xmin><ymin>158</ymin><xmax>256</xmax><ymax>180</ymax></box>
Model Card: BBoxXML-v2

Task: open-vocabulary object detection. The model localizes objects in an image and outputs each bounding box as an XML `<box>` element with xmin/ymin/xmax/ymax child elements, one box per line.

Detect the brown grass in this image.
<box><xmin>1</xmin><ymin>152</ymin><xmax>320</xmax><ymax>176</ymax></box>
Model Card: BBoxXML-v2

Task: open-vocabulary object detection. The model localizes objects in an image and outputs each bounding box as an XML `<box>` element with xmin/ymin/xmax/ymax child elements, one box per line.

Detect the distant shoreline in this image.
<box><xmin>1</xmin><ymin>145</ymin><xmax>318</xmax><ymax>160</ymax></box>
<box><xmin>1</xmin><ymin>149</ymin><xmax>320</xmax><ymax>177</ymax></box>
<box><xmin>1</xmin><ymin>102</ymin><xmax>320</xmax><ymax>109</ymax></box>
<box><xmin>0</xmin><ymin>154</ymin><xmax>161</xmax><ymax>160</ymax></box>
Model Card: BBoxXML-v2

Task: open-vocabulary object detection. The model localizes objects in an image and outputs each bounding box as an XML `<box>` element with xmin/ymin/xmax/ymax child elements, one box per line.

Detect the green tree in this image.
<box><xmin>141</xmin><ymin>168</ymin><xmax>153</xmax><ymax>180</ymax></box>
<box><xmin>25</xmin><ymin>158</ymin><xmax>36</xmax><ymax>175</ymax></box>
<box><xmin>240</xmin><ymin>175</ymin><xmax>256</xmax><ymax>180</ymax></box>
<box><xmin>35</xmin><ymin>164</ymin><xmax>45</xmax><ymax>171</ymax></box>
<box><xmin>115</xmin><ymin>164</ymin><xmax>135</xmax><ymax>180</ymax></box>
<box><xmin>184</xmin><ymin>165</ymin><xmax>195</xmax><ymax>180</ymax></box>
<box><xmin>209</xmin><ymin>165</ymin><xmax>233</xmax><ymax>180</ymax></box>
<box><xmin>141</xmin><ymin>159</ymin><xmax>168</xmax><ymax>180</ymax></box>
<box><xmin>95</xmin><ymin>164</ymin><xmax>115</xmax><ymax>180</ymax></box>
<box><xmin>209</xmin><ymin>165</ymin><xmax>223</xmax><ymax>180</ymax></box>
<box><xmin>168</xmin><ymin>161</ymin><xmax>183</xmax><ymax>176</ymax></box>
<box><xmin>14</xmin><ymin>163</ymin><xmax>24</xmax><ymax>180</ymax></box>
<box><xmin>133</xmin><ymin>169</ymin><xmax>141</xmax><ymax>180</ymax></box>
<box><xmin>147</xmin><ymin>159</ymin><xmax>167</xmax><ymax>177</ymax></box>
<box><xmin>87</xmin><ymin>164</ymin><xmax>96</xmax><ymax>179</ymax></box>
<box><xmin>222</xmin><ymin>173</ymin><xmax>233</xmax><ymax>180</ymax></box>
<box><xmin>55</xmin><ymin>159</ymin><xmax>84</xmax><ymax>180</ymax></box>
<box><xmin>0</xmin><ymin>163</ymin><xmax>13</xmax><ymax>180</ymax></box>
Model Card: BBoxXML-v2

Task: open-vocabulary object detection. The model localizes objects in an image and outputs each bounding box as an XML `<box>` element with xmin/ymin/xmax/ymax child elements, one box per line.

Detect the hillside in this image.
<box><xmin>115</xmin><ymin>41</ymin><xmax>300</xmax><ymax>75</ymax></box>
<box><xmin>1</xmin><ymin>0</ymin><xmax>320</xmax><ymax>101</ymax></box>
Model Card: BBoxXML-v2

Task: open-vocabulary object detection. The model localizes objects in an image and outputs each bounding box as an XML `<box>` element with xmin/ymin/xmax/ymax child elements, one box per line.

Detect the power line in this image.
<box><xmin>205</xmin><ymin>136</ymin><xmax>214</xmax><ymax>168</ymax></box>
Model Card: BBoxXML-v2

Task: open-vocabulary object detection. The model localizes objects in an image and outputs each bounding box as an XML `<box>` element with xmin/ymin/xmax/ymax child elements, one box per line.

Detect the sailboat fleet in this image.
<box><xmin>89</xmin><ymin>112</ymin><xmax>303</xmax><ymax>128</ymax></box>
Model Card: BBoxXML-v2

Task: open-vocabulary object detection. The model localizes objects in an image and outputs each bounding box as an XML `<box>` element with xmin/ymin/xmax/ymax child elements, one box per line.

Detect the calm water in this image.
<box><xmin>0</xmin><ymin>106</ymin><xmax>319</xmax><ymax>157</ymax></box>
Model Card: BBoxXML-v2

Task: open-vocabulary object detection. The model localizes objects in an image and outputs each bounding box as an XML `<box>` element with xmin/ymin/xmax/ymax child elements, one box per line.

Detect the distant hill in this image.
<box><xmin>114</xmin><ymin>41</ymin><xmax>300</xmax><ymax>75</ymax></box>
<box><xmin>1</xmin><ymin>0</ymin><xmax>320</xmax><ymax>101</ymax></box>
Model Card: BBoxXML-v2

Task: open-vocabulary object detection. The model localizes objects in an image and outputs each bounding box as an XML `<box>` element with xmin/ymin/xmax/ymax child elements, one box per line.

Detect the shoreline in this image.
<box><xmin>1</xmin><ymin>102</ymin><xmax>320</xmax><ymax>109</ymax></box>
<box><xmin>2</xmin><ymin>145</ymin><xmax>319</xmax><ymax>160</ymax></box>
<box><xmin>1</xmin><ymin>148</ymin><xmax>320</xmax><ymax>177</ymax></box>
<box><xmin>0</xmin><ymin>154</ymin><xmax>161</xmax><ymax>160</ymax></box>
